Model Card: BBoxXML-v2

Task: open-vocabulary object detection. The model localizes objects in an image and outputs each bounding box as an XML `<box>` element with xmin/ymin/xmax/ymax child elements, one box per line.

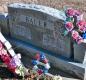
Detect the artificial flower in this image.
<box><xmin>74</xmin><ymin>10</ymin><xmax>83</xmax><ymax>21</ymax></box>
<box><xmin>0</xmin><ymin>48</ymin><xmax>16</xmax><ymax>73</ymax></box>
<box><xmin>42</xmin><ymin>58</ymin><xmax>48</xmax><ymax>64</ymax></box>
<box><xmin>12</xmin><ymin>54</ymin><xmax>22</xmax><ymax>67</ymax></box>
<box><xmin>1</xmin><ymin>48</ymin><xmax>8</xmax><ymax>55</ymax></box>
<box><xmin>7</xmin><ymin>64</ymin><xmax>16</xmax><ymax>73</ymax></box>
<box><xmin>40</xmin><ymin>53</ymin><xmax>46</xmax><ymax>60</ymax></box>
<box><xmin>77</xmin><ymin>20</ymin><xmax>86</xmax><ymax>32</ymax></box>
<box><xmin>1</xmin><ymin>49</ymin><xmax>11</xmax><ymax>64</ymax></box>
<box><xmin>65</xmin><ymin>22</ymin><xmax>74</xmax><ymax>32</ymax></box>
<box><xmin>18</xmin><ymin>65</ymin><xmax>25</xmax><ymax>77</ymax></box>
<box><xmin>37</xmin><ymin>69</ymin><xmax>43</xmax><ymax>75</ymax></box>
<box><xmin>76</xmin><ymin>14</ymin><xmax>83</xmax><ymax>21</ymax></box>
<box><xmin>32</xmin><ymin>60</ymin><xmax>39</xmax><ymax>65</ymax></box>
<box><xmin>44</xmin><ymin>63</ymin><xmax>50</xmax><ymax>70</ymax></box>
<box><xmin>34</xmin><ymin>53</ymin><xmax>40</xmax><ymax>60</ymax></box>
<box><xmin>82</xmin><ymin>32</ymin><xmax>86</xmax><ymax>39</ymax></box>
<box><xmin>32</xmin><ymin>53</ymin><xmax>50</xmax><ymax>75</ymax></box>
<box><xmin>71</xmin><ymin>30</ymin><xmax>79</xmax><ymax>40</ymax></box>
<box><xmin>66</xmin><ymin>8</ymin><xmax>75</xmax><ymax>17</ymax></box>
<box><xmin>33</xmin><ymin>65</ymin><xmax>38</xmax><ymax>70</ymax></box>
<box><xmin>76</xmin><ymin>36</ymin><xmax>84</xmax><ymax>44</ymax></box>
<box><xmin>9</xmin><ymin>58</ymin><xmax>17</xmax><ymax>68</ymax></box>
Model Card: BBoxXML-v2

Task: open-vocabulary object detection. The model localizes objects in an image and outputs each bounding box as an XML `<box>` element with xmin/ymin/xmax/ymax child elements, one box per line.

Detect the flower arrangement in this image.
<box><xmin>0</xmin><ymin>43</ymin><xmax>62</xmax><ymax>80</ymax></box>
<box><xmin>24</xmin><ymin>68</ymin><xmax>62</xmax><ymax>80</ymax></box>
<box><xmin>32</xmin><ymin>52</ymin><xmax>50</xmax><ymax>75</ymax></box>
<box><xmin>64</xmin><ymin>7</ymin><xmax>86</xmax><ymax>44</ymax></box>
<box><xmin>0</xmin><ymin>41</ymin><xmax>28</xmax><ymax>77</ymax></box>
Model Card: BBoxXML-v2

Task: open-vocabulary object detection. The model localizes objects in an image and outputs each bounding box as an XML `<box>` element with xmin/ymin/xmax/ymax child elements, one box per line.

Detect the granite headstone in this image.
<box><xmin>8</xmin><ymin>3</ymin><xmax>71</xmax><ymax>58</ymax></box>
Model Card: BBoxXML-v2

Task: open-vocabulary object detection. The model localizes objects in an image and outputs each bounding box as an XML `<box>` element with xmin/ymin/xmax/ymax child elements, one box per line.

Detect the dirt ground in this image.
<box><xmin>0</xmin><ymin>0</ymin><xmax>86</xmax><ymax>19</ymax></box>
<box><xmin>0</xmin><ymin>0</ymin><xmax>86</xmax><ymax>17</ymax></box>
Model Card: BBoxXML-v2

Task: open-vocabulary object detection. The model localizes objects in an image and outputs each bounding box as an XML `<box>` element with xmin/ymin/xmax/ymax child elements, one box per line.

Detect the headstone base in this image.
<box><xmin>6</xmin><ymin>36</ymin><xmax>86</xmax><ymax>80</ymax></box>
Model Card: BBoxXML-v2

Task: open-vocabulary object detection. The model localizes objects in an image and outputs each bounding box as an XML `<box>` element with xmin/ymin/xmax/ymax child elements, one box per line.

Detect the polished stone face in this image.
<box><xmin>8</xmin><ymin>3</ymin><xmax>71</xmax><ymax>58</ymax></box>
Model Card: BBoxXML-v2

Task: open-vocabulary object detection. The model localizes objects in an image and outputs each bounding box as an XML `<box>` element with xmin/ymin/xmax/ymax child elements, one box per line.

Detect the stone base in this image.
<box><xmin>74</xmin><ymin>43</ymin><xmax>86</xmax><ymax>64</ymax></box>
<box><xmin>6</xmin><ymin>36</ymin><xmax>86</xmax><ymax>80</ymax></box>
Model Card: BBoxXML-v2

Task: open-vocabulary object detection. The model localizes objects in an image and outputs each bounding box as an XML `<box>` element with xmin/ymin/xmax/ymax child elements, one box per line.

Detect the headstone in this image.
<box><xmin>74</xmin><ymin>43</ymin><xmax>86</xmax><ymax>63</ymax></box>
<box><xmin>0</xmin><ymin>13</ymin><xmax>9</xmax><ymax>35</ymax></box>
<box><xmin>8</xmin><ymin>3</ymin><xmax>71</xmax><ymax>58</ymax></box>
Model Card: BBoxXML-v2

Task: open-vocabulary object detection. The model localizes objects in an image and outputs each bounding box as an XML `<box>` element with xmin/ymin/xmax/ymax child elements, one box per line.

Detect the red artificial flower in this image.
<box><xmin>3</xmin><ymin>55</ymin><xmax>11</xmax><ymax>64</ymax></box>
<box><xmin>7</xmin><ymin>63</ymin><xmax>16</xmax><ymax>73</ymax></box>
<box><xmin>0</xmin><ymin>42</ymin><xmax>22</xmax><ymax>74</ymax></box>
<box><xmin>66</xmin><ymin>8</ymin><xmax>75</xmax><ymax>17</ymax></box>
<box><xmin>42</xmin><ymin>58</ymin><xmax>48</xmax><ymax>64</ymax></box>
<box><xmin>77</xmin><ymin>20</ymin><xmax>85</xmax><ymax>27</ymax></box>
<box><xmin>37</xmin><ymin>69</ymin><xmax>43</xmax><ymax>75</ymax></box>
<box><xmin>35</xmin><ymin>53</ymin><xmax>40</xmax><ymax>60</ymax></box>
<box><xmin>0</xmin><ymin>48</ymin><xmax>16</xmax><ymax>73</ymax></box>
<box><xmin>71</xmin><ymin>30</ymin><xmax>79</xmax><ymax>40</ymax></box>
<box><xmin>1</xmin><ymin>49</ymin><xmax>11</xmax><ymax>64</ymax></box>
<box><xmin>77</xmin><ymin>20</ymin><xmax>86</xmax><ymax>32</ymax></box>
<box><xmin>5</xmin><ymin>58</ymin><xmax>17</xmax><ymax>73</ymax></box>
<box><xmin>65</xmin><ymin>22</ymin><xmax>74</xmax><ymax>31</ymax></box>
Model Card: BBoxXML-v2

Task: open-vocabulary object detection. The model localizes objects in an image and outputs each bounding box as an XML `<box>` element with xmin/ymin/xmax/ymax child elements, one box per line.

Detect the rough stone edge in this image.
<box><xmin>8</xmin><ymin>3</ymin><xmax>66</xmax><ymax>21</ymax></box>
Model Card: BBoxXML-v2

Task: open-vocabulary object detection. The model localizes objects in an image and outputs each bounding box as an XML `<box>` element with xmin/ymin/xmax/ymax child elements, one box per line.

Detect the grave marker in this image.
<box><xmin>8</xmin><ymin>3</ymin><xmax>71</xmax><ymax>58</ymax></box>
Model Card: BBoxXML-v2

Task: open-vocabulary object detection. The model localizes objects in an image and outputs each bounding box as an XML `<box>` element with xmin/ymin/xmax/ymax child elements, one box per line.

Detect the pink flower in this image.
<box><xmin>74</xmin><ymin>10</ymin><xmax>83</xmax><ymax>21</ymax></box>
<box><xmin>72</xmin><ymin>30</ymin><xmax>79</xmax><ymax>40</ymax></box>
<box><xmin>77</xmin><ymin>20</ymin><xmax>86</xmax><ymax>32</ymax></box>
<box><xmin>1</xmin><ymin>49</ymin><xmax>8</xmax><ymax>55</ymax></box>
<box><xmin>42</xmin><ymin>58</ymin><xmax>48</xmax><ymax>64</ymax></box>
<box><xmin>71</xmin><ymin>30</ymin><xmax>83</xmax><ymax>44</ymax></box>
<box><xmin>77</xmin><ymin>20</ymin><xmax>85</xmax><ymax>27</ymax></box>
<box><xmin>66</xmin><ymin>8</ymin><xmax>75</xmax><ymax>17</ymax></box>
<box><xmin>65</xmin><ymin>22</ymin><xmax>74</xmax><ymax>31</ymax></box>
<box><xmin>76</xmin><ymin>36</ymin><xmax>83</xmax><ymax>44</ymax></box>
<box><xmin>74</xmin><ymin>10</ymin><xmax>81</xmax><ymax>16</ymax></box>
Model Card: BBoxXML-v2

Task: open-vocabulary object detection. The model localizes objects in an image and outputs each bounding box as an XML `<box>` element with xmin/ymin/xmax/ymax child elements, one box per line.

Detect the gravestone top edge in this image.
<box><xmin>8</xmin><ymin>3</ymin><xmax>66</xmax><ymax>21</ymax></box>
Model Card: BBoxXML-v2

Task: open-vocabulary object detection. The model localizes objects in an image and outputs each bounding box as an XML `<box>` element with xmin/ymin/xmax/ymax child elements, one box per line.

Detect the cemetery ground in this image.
<box><xmin>0</xmin><ymin>0</ymin><xmax>86</xmax><ymax>80</ymax></box>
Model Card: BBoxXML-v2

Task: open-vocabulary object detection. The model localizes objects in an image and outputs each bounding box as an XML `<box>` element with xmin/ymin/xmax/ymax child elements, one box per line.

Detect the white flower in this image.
<box><xmin>44</xmin><ymin>63</ymin><xmax>50</xmax><ymax>69</ymax></box>
<box><xmin>33</xmin><ymin>65</ymin><xmax>38</xmax><ymax>70</ymax></box>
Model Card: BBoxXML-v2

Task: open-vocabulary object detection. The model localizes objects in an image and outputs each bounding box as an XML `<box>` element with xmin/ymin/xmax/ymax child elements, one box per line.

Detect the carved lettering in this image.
<box><xmin>12</xmin><ymin>24</ymin><xmax>31</xmax><ymax>40</ymax></box>
<box><xmin>18</xmin><ymin>15</ymin><xmax>54</xmax><ymax>30</ymax></box>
